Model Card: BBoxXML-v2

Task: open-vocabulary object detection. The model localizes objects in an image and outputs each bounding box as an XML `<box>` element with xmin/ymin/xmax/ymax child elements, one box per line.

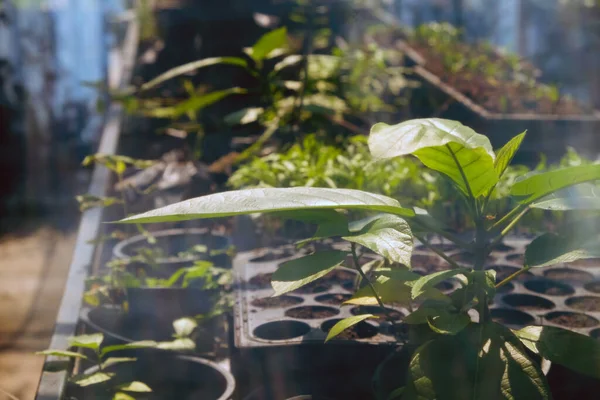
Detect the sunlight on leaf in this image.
<box><xmin>325</xmin><ymin>314</ymin><xmax>375</xmax><ymax>342</ymax></box>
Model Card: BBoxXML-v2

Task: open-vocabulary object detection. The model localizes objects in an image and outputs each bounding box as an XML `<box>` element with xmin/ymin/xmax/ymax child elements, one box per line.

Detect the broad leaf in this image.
<box><xmin>224</xmin><ymin>107</ymin><xmax>264</xmax><ymax>126</ymax></box>
<box><xmin>101</xmin><ymin>357</ymin><xmax>136</xmax><ymax>369</ymax></box>
<box><xmin>511</xmin><ymin>164</ymin><xmax>600</xmax><ymax>204</ymax></box>
<box><xmin>427</xmin><ymin>310</ymin><xmax>471</xmax><ymax>335</ymax></box>
<box><xmin>113</xmin><ymin>393</ymin><xmax>136</xmax><ymax>400</ymax></box>
<box><xmin>140</xmin><ymin>57</ymin><xmax>248</xmax><ymax>91</ymax></box>
<box><xmin>36</xmin><ymin>350</ymin><xmax>88</xmax><ymax>360</ymax></box>
<box><xmin>494</xmin><ymin>132</ymin><xmax>526</xmax><ymax>179</ymax></box>
<box><xmin>157</xmin><ymin>338</ymin><xmax>196</xmax><ymax>350</ymax></box>
<box><xmin>145</xmin><ymin>88</ymin><xmax>246</xmax><ymax>119</ymax></box>
<box><xmin>325</xmin><ymin>314</ymin><xmax>375</xmax><ymax>342</ymax></box>
<box><xmin>116</xmin><ymin>381</ymin><xmax>152</xmax><ymax>392</ymax></box>
<box><xmin>173</xmin><ymin>318</ymin><xmax>198</xmax><ymax>337</ymax></box>
<box><xmin>273</xmin><ymin>209</ymin><xmax>349</xmax><ymax>241</ymax></box>
<box><xmin>531</xmin><ymin>183</ymin><xmax>600</xmax><ymax>210</ymax></box>
<box><xmin>71</xmin><ymin>372</ymin><xmax>114</xmax><ymax>387</ymax></box>
<box><xmin>272</xmin><ymin>251</ymin><xmax>347</xmax><ymax>295</ymax></box>
<box><xmin>119</xmin><ymin>187</ymin><xmax>414</xmax><ymax>224</ymax></box>
<box><xmin>248</xmin><ymin>27</ymin><xmax>288</xmax><ymax>62</ymax></box>
<box><xmin>69</xmin><ymin>334</ymin><xmax>103</xmax><ymax>350</ymax></box>
<box><xmin>100</xmin><ymin>341</ymin><xmax>157</xmax><ymax>357</ymax></box>
<box><xmin>345</xmin><ymin>275</ymin><xmax>414</xmax><ymax>306</ymax></box>
<box><xmin>411</xmin><ymin>269</ymin><xmax>469</xmax><ymax>299</ymax></box>
<box><xmin>369</xmin><ymin>119</ymin><xmax>497</xmax><ymax>197</ymax></box>
<box><xmin>273</xmin><ymin>55</ymin><xmax>303</xmax><ymax>74</ymax></box>
<box><xmin>343</xmin><ymin>215</ymin><xmax>413</xmax><ymax>265</ymax></box>
<box><xmin>524</xmin><ymin>231</ymin><xmax>600</xmax><ymax>268</ymax></box>
<box><xmin>514</xmin><ymin>325</ymin><xmax>600</xmax><ymax>379</ymax></box>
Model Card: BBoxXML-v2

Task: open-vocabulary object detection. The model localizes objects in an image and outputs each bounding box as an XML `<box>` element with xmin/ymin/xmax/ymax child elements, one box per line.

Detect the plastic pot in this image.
<box><xmin>126</xmin><ymin>287</ymin><xmax>218</xmax><ymax>321</ymax></box>
<box><xmin>113</xmin><ymin>228</ymin><xmax>232</xmax><ymax>278</ymax></box>
<box><xmin>67</xmin><ymin>349</ymin><xmax>235</xmax><ymax>400</ymax></box>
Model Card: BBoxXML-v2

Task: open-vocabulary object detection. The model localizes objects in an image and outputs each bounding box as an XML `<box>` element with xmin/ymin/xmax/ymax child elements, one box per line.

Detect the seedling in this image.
<box><xmin>122</xmin><ymin>118</ymin><xmax>600</xmax><ymax>399</ymax></box>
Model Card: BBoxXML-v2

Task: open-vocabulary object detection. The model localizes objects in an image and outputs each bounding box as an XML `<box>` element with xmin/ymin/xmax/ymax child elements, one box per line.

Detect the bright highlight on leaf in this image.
<box><xmin>325</xmin><ymin>314</ymin><xmax>375</xmax><ymax>342</ymax></box>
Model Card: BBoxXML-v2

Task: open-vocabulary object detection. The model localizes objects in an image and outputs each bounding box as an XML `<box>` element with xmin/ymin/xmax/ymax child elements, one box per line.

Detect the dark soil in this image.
<box><xmin>350</xmin><ymin>306</ymin><xmax>404</xmax><ymax>321</ymax></box>
<box><xmin>315</xmin><ymin>293</ymin><xmax>352</xmax><ymax>305</ymax></box>
<box><xmin>411</xmin><ymin>254</ymin><xmax>449</xmax><ymax>273</ymax></box>
<box><xmin>292</xmin><ymin>281</ymin><xmax>332</xmax><ymax>294</ymax></box>
<box><xmin>503</xmin><ymin>294</ymin><xmax>555</xmax><ymax>310</ymax></box>
<box><xmin>322</xmin><ymin>268</ymin><xmax>358</xmax><ymax>285</ymax></box>
<box><xmin>506</xmin><ymin>253</ymin><xmax>525</xmax><ymax>264</ymax></box>
<box><xmin>496</xmin><ymin>282</ymin><xmax>515</xmax><ymax>294</ymax></box>
<box><xmin>525</xmin><ymin>279</ymin><xmax>575</xmax><ymax>296</ymax></box>
<box><xmin>251</xmin><ymin>295</ymin><xmax>304</xmax><ymax>308</ymax></box>
<box><xmin>492</xmin><ymin>244</ymin><xmax>515</xmax><ymax>253</ymax></box>
<box><xmin>490</xmin><ymin>308</ymin><xmax>535</xmax><ymax>326</ymax></box>
<box><xmin>585</xmin><ymin>281</ymin><xmax>600</xmax><ymax>294</ymax></box>
<box><xmin>487</xmin><ymin>265</ymin><xmax>533</xmax><ymax>281</ymax></box>
<box><xmin>566</xmin><ymin>296</ymin><xmax>600</xmax><ymax>312</ymax></box>
<box><xmin>546</xmin><ymin>312</ymin><xmax>599</xmax><ymax>328</ymax></box>
<box><xmin>434</xmin><ymin>280</ymin><xmax>455</xmax><ymax>292</ymax></box>
<box><xmin>567</xmin><ymin>258</ymin><xmax>600</xmax><ymax>268</ymax></box>
<box><xmin>249</xmin><ymin>250</ymin><xmax>295</xmax><ymax>263</ymax></box>
<box><xmin>247</xmin><ymin>273</ymin><xmax>273</xmax><ymax>290</ymax></box>
<box><xmin>285</xmin><ymin>306</ymin><xmax>339</xmax><ymax>319</ymax></box>
<box><xmin>321</xmin><ymin>319</ymin><xmax>378</xmax><ymax>340</ymax></box>
<box><xmin>416</xmin><ymin>243</ymin><xmax>457</xmax><ymax>252</ymax></box>
<box><xmin>544</xmin><ymin>268</ymin><xmax>594</xmax><ymax>282</ymax></box>
<box><xmin>451</xmin><ymin>252</ymin><xmax>495</xmax><ymax>266</ymax></box>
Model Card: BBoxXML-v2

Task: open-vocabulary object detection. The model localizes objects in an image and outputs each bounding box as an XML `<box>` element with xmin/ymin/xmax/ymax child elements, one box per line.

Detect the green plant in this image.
<box><xmin>121</xmin><ymin>118</ymin><xmax>600</xmax><ymax>399</ymax></box>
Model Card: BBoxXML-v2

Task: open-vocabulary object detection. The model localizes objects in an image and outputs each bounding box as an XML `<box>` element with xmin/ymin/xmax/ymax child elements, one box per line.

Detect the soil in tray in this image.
<box><xmin>247</xmin><ymin>273</ymin><xmax>273</xmax><ymax>290</ymax></box>
<box><xmin>249</xmin><ymin>250</ymin><xmax>295</xmax><ymax>263</ymax></box>
<box><xmin>315</xmin><ymin>293</ymin><xmax>352</xmax><ymax>305</ymax></box>
<box><xmin>503</xmin><ymin>294</ymin><xmax>555</xmax><ymax>311</ymax></box>
<box><xmin>566</xmin><ymin>296</ymin><xmax>600</xmax><ymax>312</ymax></box>
<box><xmin>585</xmin><ymin>281</ymin><xmax>600</xmax><ymax>294</ymax></box>
<box><xmin>525</xmin><ymin>279</ymin><xmax>574</xmax><ymax>296</ymax></box>
<box><xmin>506</xmin><ymin>253</ymin><xmax>524</xmax><ymax>264</ymax></box>
<box><xmin>285</xmin><ymin>306</ymin><xmax>340</xmax><ymax>319</ymax></box>
<box><xmin>451</xmin><ymin>252</ymin><xmax>495</xmax><ymax>266</ymax></box>
<box><xmin>322</xmin><ymin>269</ymin><xmax>357</xmax><ymax>285</ymax></box>
<box><xmin>292</xmin><ymin>281</ymin><xmax>332</xmax><ymax>294</ymax></box>
<box><xmin>487</xmin><ymin>265</ymin><xmax>533</xmax><ymax>281</ymax></box>
<box><xmin>411</xmin><ymin>254</ymin><xmax>449</xmax><ymax>273</ymax></box>
<box><xmin>544</xmin><ymin>268</ymin><xmax>594</xmax><ymax>282</ymax></box>
<box><xmin>490</xmin><ymin>308</ymin><xmax>535</xmax><ymax>327</ymax></box>
<box><xmin>321</xmin><ymin>319</ymin><xmax>378</xmax><ymax>340</ymax></box>
<box><xmin>567</xmin><ymin>258</ymin><xmax>600</xmax><ymax>268</ymax></box>
<box><xmin>251</xmin><ymin>295</ymin><xmax>304</xmax><ymax>308</ymax></box>
<box><xmin>546</xmin><ymin>312</ymin><xmax>599</xmax><ymax>328</ymax></box>
<box><xmin>350</xmin><ymin>306</ymin><xmax>404</xmax><ymax>321</ymax></box>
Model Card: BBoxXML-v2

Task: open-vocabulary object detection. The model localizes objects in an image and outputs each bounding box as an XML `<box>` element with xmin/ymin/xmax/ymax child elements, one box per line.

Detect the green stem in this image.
<box><xmin>409</xmin><ymin>217</ymin><xmax>472</xmax><ymax>250</ymax></box>
<box><xmin>490</xmin><ymin>204</ymin><xmax>526</xmax><ymax>235</ymax></box>
<box><xmin>414</xmin><ymin>234</ymin><xmax>462</xmax><ymax>270</ymax></box>
<box><xmin>489</xmin><ymin>206</ymin><xmax>530</xmax><ymax>248</ymax></box>
<box><xmin>350</xmin><ymin>244</ymin><xmax>387</xmax><ymax>312</ymax></box>
<box><xmin>496</xmin><ymin>266</ymin><xmax>531</xmax><ymax>289</ymax></box>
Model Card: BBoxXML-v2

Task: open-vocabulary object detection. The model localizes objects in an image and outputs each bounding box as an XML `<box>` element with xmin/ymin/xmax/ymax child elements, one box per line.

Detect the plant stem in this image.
<box><xmin>414</xmin><ymin>234</ymin><xmax>462</xmax><ymax>270</ymax></box>
<box><xmin>489</xmin><ymin>206</ymin><xmax>530</xmax><ymax>248</ymax></box>
<box><xmin>490</xmin><ymin>204</ymin><xmax>526</xmax><ymax>235</ymax></box>
<box><xmin>350</xmin><ymin>243</ymin><xmax>387</xmax><ymax>311</ymax></box>
<box><xmin>496</xmin><ymin>266</ymin><xmax>531</xmax><ymax>289</ymax></box>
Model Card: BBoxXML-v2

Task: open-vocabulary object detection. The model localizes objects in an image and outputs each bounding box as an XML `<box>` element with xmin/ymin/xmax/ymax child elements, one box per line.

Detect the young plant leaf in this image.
<box><xmin>493</xmin><ymin>132</ymin><xmax>526</xmax><ymax>179</ymax></box>
<box><xmin>146</xmin><ymin>88</ymin><xmax>246</xmax><ymax>119</ymax></box>
<box><xmin>411</xmin><ymin>269</ymin><xmax>469</xmax><ymax>299</ymax></box>
<box><xmin>248</xmin><ymin>27</ymin><xmax>288</xmax><ymax>62</ymax></box>
<box><xmin>325</xmin><ymin>314</ymin><xmax>374</xmax><ymax>342</ymax></box>
<box><xmin>157</xmin><ymin>338</ymin><xmax>196</xmax><ymax>350</ymax></box>
<box><xmin>530</xmin><ymin>183</ymin><xmax>600</xmax><ymax>210</ymax></box>
<box><xmin>116</xmin><ymin>381</ymin><xmax>152</xmax><ymax>392</ymax></box>
<box><xmin>100</xmin><ymin>341</ymin><xmax>157</xmax><ymax>357</ymax></box>
<box><xmin>272</xmin><ymin>251</ymin><xmax>347</xmax><ymax>296</ymax></box>
<box><xmin>345</xmin><ymin>275</ymin><xmax>413</xmax><ymax>306</ymax></box>
<box><xmin>101</xmin><ymin>357</ymin><xmax>136</xmax><ymax>369</ymax></box>
<box><xmin>119</xmin><ymin>187</ymin><xmax>414</xmax><ymax>224</ymax></box>
<box><xmin>368</xmin><ymin>118</ymin><xmax>498</xmax><ymax>196</ymax></box>
<box><xmin>35</xmin><ymin>350</ymin><xmax>88</xmax><ymax>360</ymax></box>
<box><xmin>511</xmin><ymin>164</ymin><xmax>600</xmax><ymax>204</ymax></box>
<box><xmin>173</xmin><ymin>318</ymin><xmax>198</xmax><ymax>338</ymax></box>
<box><xmin>343</xmin><ymin>215</ymin><xmax>413</xmax><ymax>265</ymax></box>
<box><xmin>68</xmin><ymin>334</ymin><xmax>104</xmax><ymax>351</ymax></box>
<box><xmin>272</xmin><ymin>55</ymin><xmax>303</xmax><ymax>74</ymax></box>
<box><xmin>514</xmin><ymin>325</ymin><xmax>600</xmax><ymax>379</ymax></box>
<box><xmin>427</xmin><ymin>310</ymin><xmax>470</xmax><ymax>335</ymax></box>
<box><xmin>113</xmin><ymin>393</ymin><xmax>136</xmax><ymax>400</ymax></box>
<box><xmin>224</xmin><ymin>107</ymin><xmax>264</xmax><ymax>126</ymax></box>
<box><xmin>71</xmin><ymin>372</ymin><xmax>114</xmax><ymax>387</ymax></box>
<box><xmin>140</xmin><ymin>57</ymin><xmax>248</xmax><ymax>91</ymax></box>
<box><xmin>524</xmin><ymin>231</ymin><xmax>600</xmax><ymax>268</ymax></box>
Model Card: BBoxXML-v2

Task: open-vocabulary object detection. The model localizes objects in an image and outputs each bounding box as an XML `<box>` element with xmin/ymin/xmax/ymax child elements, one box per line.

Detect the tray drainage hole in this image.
<box><xmin>524</xmin><ymin>279</ymin><xmax>575</xmax><ymax>296</ymax></box>
<box><xmin>451</xmin><ymin>252</ymin><xmax>495</xmax><ymax>265</ymax></box>
<box><xmin>496</xmin><ymin>282</ymin><xmax>515</xmax><ymax>294</ymax></box>
<box><xmin>567</xmin><ymin>258</ymin><xmax>600</xmax><ymax>268</ymax></box>
<box><xmin>584</xmin><ymin>281</ymin><xmax>600</xmax><ymax>294</ymax></box>
<box><xmin>247</xmin><ymin>273</ymin><xmax>273</xmax><ymax>290</ymax></box>
<box><xmin>285</xmin><ymin>306</ymin><xmax>340</xmax><ymax>319</ymax></box>
<box><xmin>566</xmin><ymin>296</ymin><xmax>600</xmax><ymax>312</ymax></box>
<box><xmin>411</xmin><ymin>254</ymin><xmax>449</xmax><ymax>273</ymax></box>
<box><xmin>253</xmin><ymin>321</ymin><xmax>311</xmax><ymax>340</ymax></box>
<box><xmin>249</xmin><ymin>250</ymin><xmax>295</xmax><ymax>263</ymax></box>
<box><xmin>292</xmin><ymin>281</ymin><xmax>332</xmax><ymax>294</ymax></box>
<box><xmin>435</xmin><ymin>280</ymin><xmax>455</xmax><ymax>292</ymax></box>
<box><xmin>321</xmin><ymin>319</ymin><xmax>378</xmax><ymax>340</ymax></box>
<box><xmin>543</xmin><ymin>268</ymin><xmax>594</xmax><ymax>282</ymax></box>
<box><xmin>491</xmin><ymin>309</ymin><xmax>535</xmax><ymax>328</ymax></box>
<box><xmin>251</xmin><ymin>296</ymin><xmax>304</xmax><ymax>308</ymax></box>
<box><xmin>506</xmin><ymin>253</ymin><xmax>524</xmax><ymax>264</ymax></box>
<box><xmin>545</xmin><ymin>311</ymin><xmax>599</xmax><ymax>328</ymax></box>
<box><xmin>502</xmin><ymin>294</ymin><xmax>555</xmax><ymax>310</ymax></box>
<box><xmin>315</xmin><ymin>293</ymin><xmax>352</xmax><ymax>305</ymax></box>
<box><xmin>487</xmin><ymin>265</ymin><xmax>533</xmax><ymax>282</ymax></box>
<box><xmin>350</xmin><ymin>306</ymin><xmax>404</xmax><ymax>321</ymax></box>
<box><xmin>492</xmin><ymin>243</ymin><xmax>515</xmax><ymax>253</ymax></box>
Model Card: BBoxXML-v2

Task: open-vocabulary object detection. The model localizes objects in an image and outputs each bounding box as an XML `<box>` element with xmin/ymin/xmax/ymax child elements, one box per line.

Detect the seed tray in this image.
<box><xmin>233</xmin><ymin>237</ymin><xmax>600</xmax><ymax>349</ymax></box>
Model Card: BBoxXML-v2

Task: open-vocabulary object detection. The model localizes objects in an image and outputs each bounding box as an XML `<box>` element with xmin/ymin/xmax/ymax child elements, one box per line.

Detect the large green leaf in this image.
<box><xmin>68</xmin><ymin>334</ymin><xmax>104</xmax><ymax>351</ymax></box>
<box><xmin>494</xmin><ymin>132</ymin><xmax>526</xmax><ymax>179</ymax></box>
<box><xmin>144</xmin><ymin>88</ymin><xmax>246</xmax><ymax>119</ymax></box>
<box><xmin>531</xmin><ymin>183</ymin><xmax>600</xmax><ymax>210</ymax></box>
<box><xmin>325</xmin><ymin>314</ymin><xmax>375</xmax><ymax>342</ymax></box>
<box><xmin>71</xmin><ymin>372</ymin><xmax>114</xmax><ymax>387</ymax></box>
<box><xmin>345</xmin><ymin>274</ymin><xmax>415</xmax><ymax>306</ymax></box>
<box><xmin>524</xmin><ymin>231</ymin><xmax>600</xmax><ymax>268</ymax></box>
<box><xmin>139</xmin><ymin>57</ymin><xmax>248</xmax><ymax>91</ymax></box>
<box><xmin>343</xmin><ymin>215</ymin><xmax>413</xmax><ymax>265</ymax></box>
<box><xmin>272</xmin><ymin>251</ymin><xmax>347</xmax><ymax>296</ymax></box>
<box><xmin>36</xmin><ymin>350</ymin><xmax>88</xmax><ymax>360</ymax></box>
<box><xmin>100</xmin><ymin>341</ymin><xmax>157</xmax><ymax>357</ymax></box>
<box><xmin>511</xmin><ymin>164</ymin><xmax>600</xmax><ymax>204</ymax></box>
<box><xmin>119</xmin><ymin>187</ymin><xmax>414</xmax><ymax>224</ymax></box>
<box><xmin>369</xmin><ymin>119</ymin><xmax>498</xmax><ymax>197</ymax></box>
<box><xmin>411</xmin><ymin>269</ymin><xmax>469</xmax><ymax>299</ymax></box>
<box><xmin>514</xmin><ymin>325</ymin><xmax>600</xmax><ymax>379</ymax></box>
<box><xmin>248</xmin><ymin>27</ymin><xmax>288</xmax><ymax>62</ymax></box>
<box><xmin>427</xmin><ymin>310</ymin><xmax>471</xmax><ymax>335</ymax></box>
